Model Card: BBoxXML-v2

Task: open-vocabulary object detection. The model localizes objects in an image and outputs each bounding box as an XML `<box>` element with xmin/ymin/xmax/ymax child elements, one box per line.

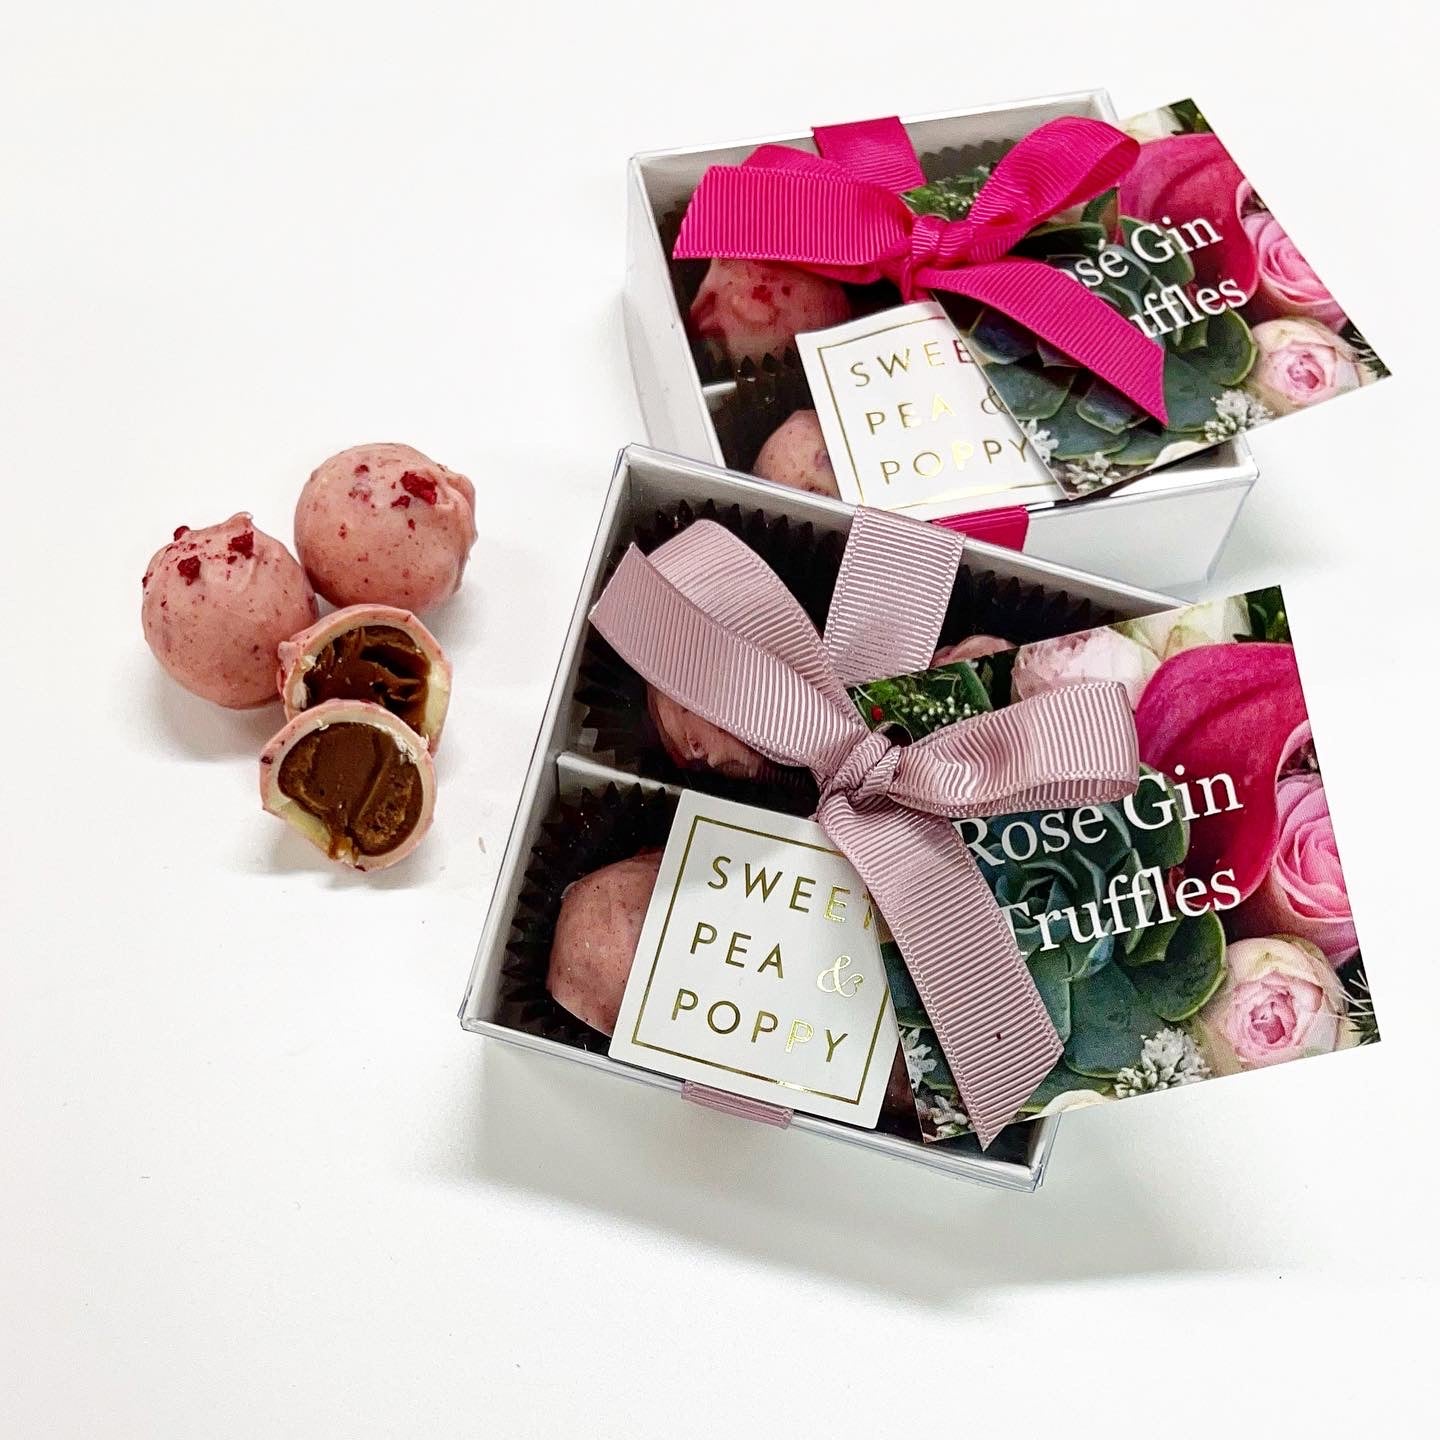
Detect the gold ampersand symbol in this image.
<box><xmin>817</xmin><ymin>955</ymin><xmax>863</xmax><ymax>998</ymax></box>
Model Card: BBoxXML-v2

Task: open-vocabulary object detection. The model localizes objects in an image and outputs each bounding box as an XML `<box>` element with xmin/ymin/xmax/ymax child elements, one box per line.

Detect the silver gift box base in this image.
<box><xmin>623</xmin><ymin>89</ymin><xmax>1259</xmax><ymax>593</ymax></box>
<box><xmin>460</xmin><ymin>445</ymin><xmax>1182</xmax><ymax>1192</ymax></box>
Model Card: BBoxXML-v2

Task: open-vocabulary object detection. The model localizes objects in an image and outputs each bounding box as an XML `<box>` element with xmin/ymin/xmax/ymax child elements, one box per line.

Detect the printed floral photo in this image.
<box><xmin>921</xmin><ymin>99</ymin><xmax>1389</xmax><ymax>497</ymax></box>
<box><xmin>854</xmin><ymin>591</ymin><xmax>1377</xmax><ymax>1143</ymax></box>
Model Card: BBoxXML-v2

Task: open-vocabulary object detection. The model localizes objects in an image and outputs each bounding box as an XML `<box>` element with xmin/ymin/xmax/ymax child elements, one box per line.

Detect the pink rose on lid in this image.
<box><xmin>1011</xmin><ymin>627</ymin><xmax>1158</xmax><ymax>709</ymax></box>
<box><xmin>1196</xmin><ymin>936</ymin><xmax>1354</xmax><ymax>1074</ymax></box>
<box><xmin>1117</xmin><ymin>131</ymin><xmax>1258</xmax><ymax>299</ymax></box>
<box><xmin>1241</xmin><ymin>209</ymin><xmax>1345</xmax><ymax>328</ymax></box>
<box><xmin>1235</xmin><ymin>722</ymin><xmax>1358</xmax><ymax>965</ymax></box>
<box><xmin>1248</xmin><ymin>317</ymin><xmax>1366</xmax><ymax>416</ymax></box>
<box><xmin>1136</xmin><ymin>643</ymin><xmax>1310</xmax><ymax>904</ymax></box>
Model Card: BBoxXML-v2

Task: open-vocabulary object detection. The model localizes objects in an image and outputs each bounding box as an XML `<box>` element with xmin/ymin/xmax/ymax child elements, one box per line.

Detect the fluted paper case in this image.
<box><xmin>459</xmin><ymin>445</ymin><xmax>1181</xmax><ymax>1192</ymax></box>
<box><xmin>622</xmin><ymin>88</ymin><xmax>1259</xmax><ymax>592</ymax></box>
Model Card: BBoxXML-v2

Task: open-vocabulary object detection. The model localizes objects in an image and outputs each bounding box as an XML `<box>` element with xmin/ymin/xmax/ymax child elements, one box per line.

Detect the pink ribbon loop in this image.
<box><xmin>589</xmin><ymin>508</ymin><xmax>1140</xmax><ymax>1147</ymax></box>
<box><xmin>675</xmin><ymin>114</ymin><xmax>1169</xmax><ymax>426</ymax></box>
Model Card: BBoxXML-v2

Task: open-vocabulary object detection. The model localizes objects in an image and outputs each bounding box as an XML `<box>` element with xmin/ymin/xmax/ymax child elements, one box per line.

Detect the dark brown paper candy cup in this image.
<box><xmin>503</xmin><ymin>784</ymin><xmax>1037</xmax><ymax>1157</ymax></box>
<box><xmin>709</xmin><ymin>351</ymin><xmax>815</xmax><ymax>474</ymax></box>
<box><xmin>498</xmin><ymin>782</ymin><xmax>679</xmax><ymax>1054</ymax></box>
<box><xmin>575</xmin><ymin>496</ymin><xmax>842</xmax><ymax>811</ymax></box>
<box><xmin>577</xmin><ymin>492</ymin><xmax>1121</xmax><ymax>793</ymax></box>
<box><xmin>916</xmin><ymin>138</ymin><xmax>1015</xmax><ymax>185</ymax></box>
<box><xmin>936</xmin><ymin>566</ymin><xmax>1120</xmax><ymax>651</ymax></box>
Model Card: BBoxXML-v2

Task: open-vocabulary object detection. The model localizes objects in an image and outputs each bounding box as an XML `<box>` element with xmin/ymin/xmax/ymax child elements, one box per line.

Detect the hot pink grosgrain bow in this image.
<box><xmin>589</xmin><ymin>507</ymin><xmax>1139</xmax><ymax>1146</ymax></box>
<box><xmin>676</xmin><ymin>114</ymin><xmax>1168</xmax><ymax>426</ymax></box>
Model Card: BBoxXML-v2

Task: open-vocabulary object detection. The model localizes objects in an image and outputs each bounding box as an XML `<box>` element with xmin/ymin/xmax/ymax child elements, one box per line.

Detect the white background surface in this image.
<box><xmin>2</xmin><ymin>3</ymin><xmax>1435</xmax><ymax>1434</ymax></box>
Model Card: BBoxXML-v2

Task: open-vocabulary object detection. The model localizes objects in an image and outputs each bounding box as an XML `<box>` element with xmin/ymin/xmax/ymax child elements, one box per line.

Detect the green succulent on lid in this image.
<box><xmin>882</xmin><ymin>765</ymin><xmax>1227</xmax><ymax>1130</ymax></box>
<box><xmin>902</xmin><ymin>164</ymin><xmax>1263</xmax><ymax>490</ymax></box>
<box><xmin>988</xmin><ymin>765</ymin><xmax>1226</xmax><ymax>1079</ymax></box>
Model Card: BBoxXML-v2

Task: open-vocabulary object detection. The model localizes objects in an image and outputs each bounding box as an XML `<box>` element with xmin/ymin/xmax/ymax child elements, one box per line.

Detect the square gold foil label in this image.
<box><xmin>608</xmin><ymin>792</ymin><xmax>897</xmax><ymax>1126</ymax></box>
<box><xmin>797</xmin><ymin>301</ymin><xmax>1060</xmax><ymax>518</ymax></box>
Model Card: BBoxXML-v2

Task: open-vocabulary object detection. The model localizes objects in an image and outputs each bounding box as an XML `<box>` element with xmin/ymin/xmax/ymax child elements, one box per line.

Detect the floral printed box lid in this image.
<box><xmin>932</xmin><ymin>98</ymin><xmax>1389</xmax><ymax>498</ymax></box>
<box><xmin>852</xmin><ymin>590</ymin><xmax>1375</xmax><ymax>1144</ymax></box>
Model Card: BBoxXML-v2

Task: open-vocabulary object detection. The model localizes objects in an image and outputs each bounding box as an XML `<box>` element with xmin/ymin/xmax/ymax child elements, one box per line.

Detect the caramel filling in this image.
<box><xmin>277</xmin><ymin>722</ymin><xmax>424</xmax><ymax>857</ymax></box>
<box><xmin>304</xmin><ymin>625</ymin><xmax>429</xmax><ymax>730</ymax></box>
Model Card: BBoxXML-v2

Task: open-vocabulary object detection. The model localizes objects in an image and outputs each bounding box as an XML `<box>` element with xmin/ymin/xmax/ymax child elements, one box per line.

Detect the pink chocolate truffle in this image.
<box><xmin>689</xmin><ymin>258</ymin><xmax>851</xmax><ymax>367</ymax></box>
<box><xmin>753</xmin><ymin>410</ymin><xmax>841</xmax><ymax>498</ymax></box>
<box><xmin>547</xmin><ymin>850</ymin><xmax>663</xmax><ymax>1035</ymax></box>
<box><xmin>932</xmin><ymin>636</ymin><xmax>1014</xmax><ymax>666</ymax></box>
<box><xmin>294</xmin><ymin>443</ymin><xmax>477</xmax><ymax>613</ymax></box>
<box><xmin>141</xmin><ymin>514</ymin><xmax>318</xmax><ymax>709</ymax></box>
<box><xmin>647</xmin><ymin>686</ymin><xmax>770</xmax><ymax>781</ymax></box>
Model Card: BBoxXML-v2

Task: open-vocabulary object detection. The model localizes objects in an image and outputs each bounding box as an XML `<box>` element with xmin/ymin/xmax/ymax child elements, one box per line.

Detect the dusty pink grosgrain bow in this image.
<box><xmin>589</xmin><ymin>508</ymin><xmax>1139</xmax><ymax>1146</ymax></box>
<box><xmin>676</xmin><ymin>114</ymin><xmax>1169</xmax><ymax>425</ymax></box>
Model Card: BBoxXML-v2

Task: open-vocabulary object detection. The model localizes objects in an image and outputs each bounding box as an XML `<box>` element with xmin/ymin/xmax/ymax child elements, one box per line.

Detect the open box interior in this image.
<box><xmin>622</xmin><ymin>90</ymin><xmax>1258</xmax><ymax>589</ymax></box>
<box><xmin>460</xmin><ymin>445</ymin><xmax>1183</xmax><ymax>1191</ymax></box>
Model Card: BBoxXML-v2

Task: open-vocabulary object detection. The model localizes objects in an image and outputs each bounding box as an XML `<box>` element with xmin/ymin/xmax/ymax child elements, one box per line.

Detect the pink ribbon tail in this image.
<box><xmin>588</xmin><ymin>508</ymin><xmax>1139</xmax><ymax>1147</ymax></box>
<box><xmin>918</xmin><ymin>258</ymin><xmax>1169</xmax><ymax>427</ymax></box>
<box><xmin>673</xmin><ymin>113</ymin><xmax>1169</xmax><ymax>427</ymax></box>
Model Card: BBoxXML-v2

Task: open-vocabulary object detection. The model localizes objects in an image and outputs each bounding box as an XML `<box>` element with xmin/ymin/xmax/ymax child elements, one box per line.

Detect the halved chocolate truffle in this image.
<box><xmin>259</xmin><ymin>699</ymin><xmax>436</xmax><ymax>870</ymax></box>
<box><xmin>277</xmin><ymin>604</ymin><xmax>451</xmax><ymax>750</ymax></box>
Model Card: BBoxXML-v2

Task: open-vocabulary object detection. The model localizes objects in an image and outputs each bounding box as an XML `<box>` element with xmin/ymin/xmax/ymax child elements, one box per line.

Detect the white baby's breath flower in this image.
<box><xmin>1215</xmin><ymin>389</ymin><xmax>1249</xmax><ymax>421</ymax></box>
<box><xmin>1204</xmin><ymin>389</ymin><xmax>1273</xmax><ymax>442</ymax></box>
<box><xmin>1019</xmin><ymin>419</ymin><xmax>1057</xmax><ymax>465</ymax></box>
<box><xmin>1113</xmin><ymin>1027</ymin><xmax>1212</xmax><ymax>1098</ymax></box>
<box><xmin>1055</xmin><ymin>450</ymin><xmax>1121</xmax><ymax>494</ymax></box>
<box><xmin>916</xmin><ymin>1088</ymin><xmax>969</xmax><ymax>1140</ymax></box>
<box><xmin>900</xmin><ymin>1026</ymin><xmax>937</xmax><ymax>1086</ymax></box>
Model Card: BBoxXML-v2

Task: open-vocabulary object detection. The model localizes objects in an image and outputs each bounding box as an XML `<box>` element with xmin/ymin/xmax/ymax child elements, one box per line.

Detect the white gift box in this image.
<box><xmin>622</xmin><ymin>89</ymin><xmax>1259</xmax><ymax>592</ymax></box>
<box><xmin>460</xmin><ymin>444</ymin><xmax>1181</xmax><ymax>1192</ymax></box>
